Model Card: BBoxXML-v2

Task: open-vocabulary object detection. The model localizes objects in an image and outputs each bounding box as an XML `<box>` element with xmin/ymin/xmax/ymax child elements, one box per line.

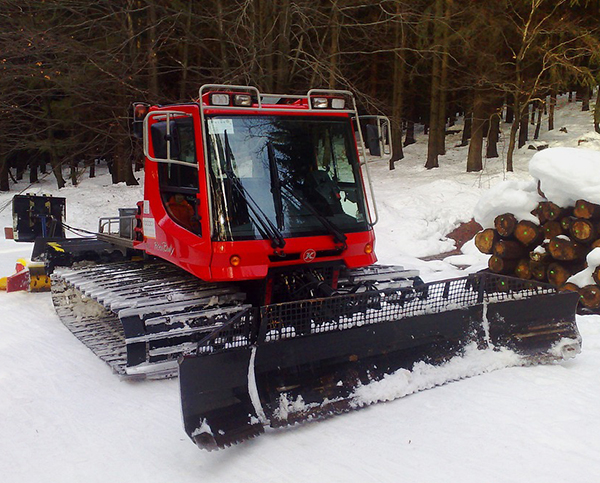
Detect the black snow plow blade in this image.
<box><xmin>179</xmin><ymin>273</ymin><xmax>581</xmax><ymax>449</ymax></box>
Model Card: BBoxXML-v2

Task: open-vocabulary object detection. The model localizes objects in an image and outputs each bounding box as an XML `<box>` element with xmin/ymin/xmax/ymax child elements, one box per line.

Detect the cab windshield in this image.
<box><xmin>206</xmin><ymin>115</ymin><xmax>369</xmax><ymax>242</ymax></box>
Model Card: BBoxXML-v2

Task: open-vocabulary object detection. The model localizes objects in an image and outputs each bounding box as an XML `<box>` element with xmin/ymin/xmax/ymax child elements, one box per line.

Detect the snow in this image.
<box><xmin>473</xmin><ymin>179</ymin><xmax>541</xmax><ymax>228</ymax></box>
<box><xmin>350</xmin><ymin>343</ymin><xmax>524</xmax><ymax>407</ymax></box>
<box><xmin>2</xmin><ymin>96</ymin><xmax>600</xmax><ymax>482</ymax></box>
<box><xmin>529</xmin><ymin>147</ymin><xmax>600</xmax><ymax>207</ymax></box>
<box><xmin>568</xmin><ymin>247</ymin><xmax>600</xmax><ymax>288</ymax></box>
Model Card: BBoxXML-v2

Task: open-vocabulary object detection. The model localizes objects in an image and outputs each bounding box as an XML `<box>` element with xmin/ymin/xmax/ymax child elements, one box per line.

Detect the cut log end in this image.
<box><xmin>548</xmin><ymin>236</ymin><xmax>585</xmax><ymax>261</ymax></box>
<box><xmin>542</xmin><ymin>220</ymin><xmax>564</xmax><ymax>240</ymax></box>
<box><xmin>573</xmin><ymin>199</ymin><xmax>600</xmax><ymax>220</ymax></box>
<box><xmin>547</xmin><ymin>262</ymin><xmax>575</xmax><ymax>288</ymax></box>
<box><xmin>493</xmin><ymin>239</ymin><xmax>526</xmax><ymax>260</ymax></box>
<box><xmin>514</xmin><ymin>220</ymin><xmax>542</xmax><ymax>246</ymax></box>
<box><xmin>579</xmin><ymin>284</ymin><xmax>600</xmax><ymax>309</ymax></box>
<box><xmin>569</xmin><ymin>218</ymin><xmax>596</xmax><ymax>244</ymax></box>
<box><xmin>538</xmin><ymin>201</ymin><xmax>563</xmax><ymax>222</ymax></box>
<box><xmin>488</xmin><ymin>256</ymin><xmax>517</xmax><ymax>274</ymax></box>
<box><xmin>514</xmin><ymin>259</ymin><xmax>532</xmax><ymax>280</ymax></box>
<box><xmin>494</xmin><ymin>213</ymin><xmax>518</xmax><ymax>238</ymax></box>
<box><xmin>474</xmin><ymin>229</ymin><xmax>497</xmax><ymax>255</ymax></box>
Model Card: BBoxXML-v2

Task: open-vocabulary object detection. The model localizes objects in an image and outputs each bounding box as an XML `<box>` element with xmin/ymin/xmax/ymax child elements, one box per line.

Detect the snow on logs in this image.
<box><xmin>473</xmin><ymin>147</ymin><xmax>600</xmax><ymax>310</ymax></box>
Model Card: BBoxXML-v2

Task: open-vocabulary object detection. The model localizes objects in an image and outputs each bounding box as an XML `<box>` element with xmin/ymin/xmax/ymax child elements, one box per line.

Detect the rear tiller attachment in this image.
<box><xmin>179</xmin><ymin>272</ymin><xmax>581</xmax><ymax>450</ymax></box>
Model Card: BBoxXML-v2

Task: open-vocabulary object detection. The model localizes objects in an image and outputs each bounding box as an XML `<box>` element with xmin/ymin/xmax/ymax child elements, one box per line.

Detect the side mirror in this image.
<box><xmin>359</xmin><ymin>115</ymin><xmax>392</xmax><ymax>160</ymax></box>
<box><xmin>366</xmin><ymin>124</ymin><xmax>381</xmax><ymax>157</ymax></box>
<box><xmin>132</xmin><ymin>102</ymin><xmax>150</xmax><ymax>139</ymax></box>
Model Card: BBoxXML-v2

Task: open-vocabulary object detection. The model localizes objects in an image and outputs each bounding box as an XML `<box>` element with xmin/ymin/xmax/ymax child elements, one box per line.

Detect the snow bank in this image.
<box><xmin>529</xmin><ymin>147</ymin><xmax>600</xmax><ymax>207</ymax></box>
<box><xmin>473</xmin><ymin>180</ymin><xmax>541</xmax><ymax>228</ymax></box>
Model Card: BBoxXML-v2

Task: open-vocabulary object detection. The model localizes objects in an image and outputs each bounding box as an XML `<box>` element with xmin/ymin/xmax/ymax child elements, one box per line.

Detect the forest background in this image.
<box><xmin>1</xmin><ymin>0</ymin><xmax>600</xmax><ymax>190</ymax></box>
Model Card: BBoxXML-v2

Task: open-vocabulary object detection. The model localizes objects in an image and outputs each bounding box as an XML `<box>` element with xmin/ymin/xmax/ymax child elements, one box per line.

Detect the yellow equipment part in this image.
<box><xmin>28</xmin><ymin>262</ymin><xmax>51</xmax><ymax>292</ymax></box>
<box><xmin>29</xmin><ymin>274</ymin><xmax>51</xmax><ymax>291</ymax></box>
<box><xmin>0</xmin><ymin>259</ymin><xmax>51</xmax><ymax>292</ymax></box>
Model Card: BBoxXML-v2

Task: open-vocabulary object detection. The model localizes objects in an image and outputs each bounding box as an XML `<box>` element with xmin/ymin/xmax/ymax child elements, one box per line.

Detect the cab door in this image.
<box><xmin>139</xmin><ymin>105</ymin><xmax>212</xmax><ymax>280</ymax></box>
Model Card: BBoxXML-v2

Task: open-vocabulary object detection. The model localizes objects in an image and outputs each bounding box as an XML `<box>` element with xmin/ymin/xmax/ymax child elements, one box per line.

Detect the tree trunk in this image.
<box><xmin>29</xmin><ymin>158</ymin><xmax>39</xmax><ymax>183</ymax></box>
<box><xmin>594</xmin><ymin>86</ymin><xmax>600</xmax><ymax>134</ymax></box>
<box><xmin>486</xmin><ymin>106</ymin><xmax>500</xmax><ymax>158</ymax></box>
<box><xmin>549</xmin><ymin>91</ymin><xmax>557</xmax><ymax>131</ymax></box>
<box><xmin>506</xmin><ymin>113</ymin><xmax>519</xmax><ymax>172</ymax></box>
<box><xmin>328</xmin><ymin>0</ymin><xmax>340</xmax><ymax>89</ymax></box>
<box><xmin>50</xmin><ymin>151</ymin><xmax>65</xmax><ymax>189</ymax></box>
<box><xmin>582</xmin><ymin>85</ymin><xmax>591</xmax><ymax>111</ymax></box>
<box><xmin>216</xmin><ymin>0</ymin><xmax>230</xmax><ymax>79</ymax></box>
<box><xmin>424</xmin><ymin>0</ymin><xmax>444</xmax><ymax>169</ymax></box>
<box><xmin>148</xmin><ymin>0</ymin><xmax>159</xmax><ymax>97</ymax></box>
<box><xmin>460</xmin><ymin>106</ymin><xmax>472</xmax><ymax>146</ymax></box>
<box><xmin>390</xmin><ymin>6</ymin><xmax>405</xmax><ymax>169</ymax></box>
<box><xmin>276</xmin><ymin>0</ymin><xmax>291</xmax><ymax>91</ymax></box>
<box><xmin>437</xmin><ymin>0</ymin><xmax>451</xmax><ymax>157</ymax></box>
<box><xmin>425</xmin><ymin>51</ymin><xmax>441</xmax><ymax>169</ymax></box>
<box><xmin>264</xmin><ymin>1</ymin><xmax>275</xmax><ymax>91</ymax></box>
<box><xmin>534</xmin><ymin>102</ymin><xmax>543</xmax><ymax>140</ymax></box>
<box><xmin>178</xmin><ymin>0</ymin><xmax>193</xmax><ymax>100</ymax></box>
<box><xmin>518</xmin><ymin>104</ymin><xmax>529</xmax><ymax>148</ymax></box>
<box><xmin>404</xmin><ymin>121</ymin><xmax>416</xmax><ymax>146</ymax></box>
<box><xmin>505</xmin><ymin>101</ymin><xmax>514</xmax><ymax>124</ymax></box>
<box><xmin>0</xmin><ymin>155</ymin><xmax>8</xmax><ymax>191</ymax></box>
<box><xmin>466</xmin><ymin>90</ymin><xmax>485</xmax><ymax>172</ymax></box>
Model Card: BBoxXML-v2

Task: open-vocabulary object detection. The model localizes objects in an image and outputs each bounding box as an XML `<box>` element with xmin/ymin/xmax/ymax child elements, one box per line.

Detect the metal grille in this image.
<box><xmin>193</xmin><ymin>307</ymin><xmax>258</xmax><ymax>355</ymax></box>
<box><xmin>188</xmin><ymin>272</ymin><xmax>560</xmax><ymax>351</ymax></box>
<box><xmin>478</xmin><ymin>272</ymin><xmax>557</xmax><ymax>301</ymax></box>
<box><xmin>259</xmin><ymin>272</ymin><xmax>558</xmax><ymax>343</ymax></box>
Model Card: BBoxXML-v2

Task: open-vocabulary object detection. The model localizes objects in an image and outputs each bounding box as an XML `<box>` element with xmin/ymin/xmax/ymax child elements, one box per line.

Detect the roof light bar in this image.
<box><xmin>233</xmin><ymin>94</ymin><xmax>252</xmax><ymax>106</ymax></box>
<box><xmin>210</xmin><ymin>93</ymin><xmax>230</xmax><ymax>106</ymax></box>
<box><xmin>312</xmin><ymin>97</ymin><xmax>328</xmax><ymax>109</ymax></box>
<box><xmin>331</xmin><ymin>98</ymin><xmax>345</xmax><ymax>109</ymax></box>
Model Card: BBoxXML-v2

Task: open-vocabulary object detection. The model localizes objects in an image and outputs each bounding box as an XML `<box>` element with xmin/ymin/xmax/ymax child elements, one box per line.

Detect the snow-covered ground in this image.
<box><xmin>2</xmin><ymin>97</ymin><xmax>600</xmax><ymax>482</ymax></box>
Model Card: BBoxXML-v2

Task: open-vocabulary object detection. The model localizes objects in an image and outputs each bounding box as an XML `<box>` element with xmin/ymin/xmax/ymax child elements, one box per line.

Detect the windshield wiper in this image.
<box><xmin>267</xmin><ymin>142</ymin><xmax>284</xmax><ymax>230</ymax></box>
<box><xmin>220</xmin><ymin>131</ymin><xmax>285</xmax><ymax>249</ymax></box>
<box><xmin>280</xmin><ymin>183</ymin><xmax>347</xmax><ymax>248</ymax></box>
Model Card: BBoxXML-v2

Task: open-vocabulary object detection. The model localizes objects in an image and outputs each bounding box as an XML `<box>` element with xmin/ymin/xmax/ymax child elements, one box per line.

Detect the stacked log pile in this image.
<box><xmin>475</xmin><ymin>199</ymin><xmax>600</xmax><ymax>310</ymax></box>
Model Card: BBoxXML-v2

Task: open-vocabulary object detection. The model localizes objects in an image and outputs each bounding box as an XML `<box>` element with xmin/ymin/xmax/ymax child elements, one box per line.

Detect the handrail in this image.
<box><xmin>143</xmin><ymin>110</ymin><xmax>198</xmax><ymax>168</ymax></box>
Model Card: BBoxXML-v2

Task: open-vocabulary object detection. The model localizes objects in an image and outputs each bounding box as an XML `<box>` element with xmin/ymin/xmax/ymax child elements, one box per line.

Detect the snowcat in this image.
<box><xmin>16</xmin><ymin>85</ymin><xmax>581</xmax><ymax>450</ymax></box>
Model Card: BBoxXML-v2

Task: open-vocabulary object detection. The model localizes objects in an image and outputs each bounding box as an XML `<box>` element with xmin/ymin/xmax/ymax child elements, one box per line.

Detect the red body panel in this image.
<box><xmin>133</xmin><ymin>100</ymin><xmax>378</xmax><ymax>282</ymax></box>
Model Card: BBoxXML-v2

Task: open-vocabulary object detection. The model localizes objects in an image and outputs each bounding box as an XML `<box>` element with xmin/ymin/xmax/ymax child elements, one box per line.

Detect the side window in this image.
<box><xmin>149</xmin><ymin>116</ymin><xmax>201</xmax><ymax>234</ymax></box>
<box><xmin>331</xmin><ymin>133</ymin><xmax>354</xmax><ymax>183</ymax></box>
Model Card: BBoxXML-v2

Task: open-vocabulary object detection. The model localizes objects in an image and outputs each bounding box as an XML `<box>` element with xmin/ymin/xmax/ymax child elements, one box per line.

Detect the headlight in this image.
<box><xmin>210</xmin><ymin>93</ymin><xmax>230</xmax><ymax>106</ymax></box>
<box><xmin>312</xmin><ymin>97</ymin><xmax>328</xmax><ymax>109</ymax></box>
<box><xmin>233</xmin><ymin>94</ymin><xmax>252</xmax><ymax>106</ymax></box>
<box><xmin>331</xmin><ymin>98</ymin><xmax>345</xmax><ymax>109</ymax></box>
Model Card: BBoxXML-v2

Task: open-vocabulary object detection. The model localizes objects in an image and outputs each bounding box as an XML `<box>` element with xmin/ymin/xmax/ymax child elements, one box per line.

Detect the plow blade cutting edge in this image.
<box><xmin>179</xmin><ymin>273</ymin><xmax>581</xmax><ymax>450</ymax></box>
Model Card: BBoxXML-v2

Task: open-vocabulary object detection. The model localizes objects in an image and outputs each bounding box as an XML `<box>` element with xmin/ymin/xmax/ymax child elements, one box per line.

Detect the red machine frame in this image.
<box><xmin>134</xmin><ymin>85</ymin><xmax>379</xmax><ymax>282</ymax></box>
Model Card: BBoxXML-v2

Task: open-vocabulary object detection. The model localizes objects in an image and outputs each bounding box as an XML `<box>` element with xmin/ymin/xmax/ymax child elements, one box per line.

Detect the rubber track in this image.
<box><xmin>51</xmin><ymin>260</ymin><xmax>249</xmax><ymax>379</ymax></box>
